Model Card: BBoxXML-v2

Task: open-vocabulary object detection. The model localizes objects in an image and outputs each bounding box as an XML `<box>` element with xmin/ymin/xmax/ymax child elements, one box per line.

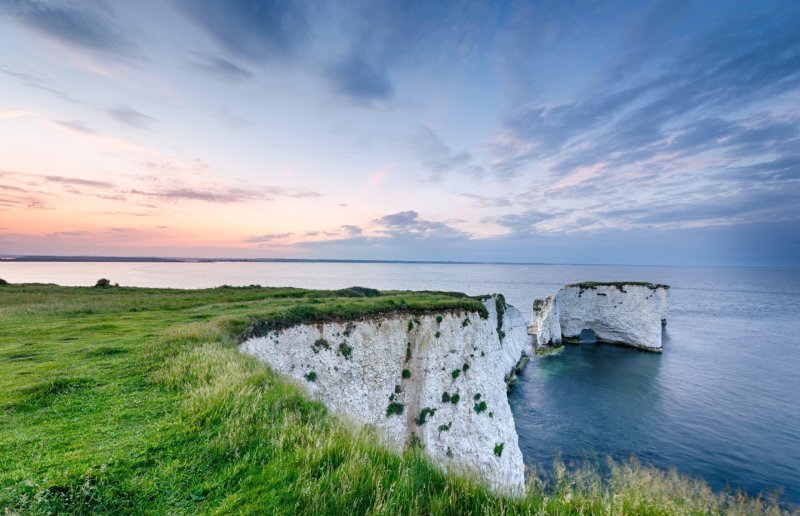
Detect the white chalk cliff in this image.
<box><xmin>530</xmin><ymin>282</ymin><xmax>669</xmax><ymax>352</ymax></box>
<box><xmin>240</xmin><ymin>295</ymin><xmax>532</xmax><ymax>495</ymax></box>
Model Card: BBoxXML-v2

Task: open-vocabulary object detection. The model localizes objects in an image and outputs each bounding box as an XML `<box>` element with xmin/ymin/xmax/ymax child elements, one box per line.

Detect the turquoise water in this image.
<box><xmin>2</xmin><ymin>262</ymin><xmax>798</xmax><ymax>503</ymax></box>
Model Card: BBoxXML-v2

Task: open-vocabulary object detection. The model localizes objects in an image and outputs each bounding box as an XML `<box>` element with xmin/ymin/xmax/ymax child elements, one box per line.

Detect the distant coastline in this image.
<box><xmin>0</xmin><ymin>256</ymin><xmax>778</xmax><ymax>268</ymax></box>
<box><xmin>1</xmin><ymin>255</ymin><xmax>554</xmax><ymax>265</ymax></box>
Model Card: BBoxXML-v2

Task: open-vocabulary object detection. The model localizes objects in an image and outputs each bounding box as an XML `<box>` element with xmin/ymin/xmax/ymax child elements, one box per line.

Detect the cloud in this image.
<box><xmin>495</xmin><ymin>2</ymin><xmax>800</xmax><ymax>178</ymax></box>
<box><xmin>193</xmin><ymin>56</ymin><xmax>254</xmax><ymax>82</ymax></box>
<box><xmin>106</xmin><ymin>105</ymin><xmax>156</xmax><ymax>129</ymax></box>
<box><xmin>130</xmin><ymin>185</ymin><xmax>321</xmax><ymax>203</ymax></box>
<box><xmin>40</xmin><ymin>174</ymin><xmax>114</xmax><ymax>188</ymax></box>
<box><xmin>0</xmin><ymin>64</ymin><xmax>81</xmax><ymax>104</ymax></box>
<box><xmin>340</xmin><ymin>224</ymin><xmax>362</xmax><ymax>236</ymax></box>
<box><xmin>411</xmin><ymin>127</ymin><xmax>484</xmax><ymax>181</ymax></box>
<box><xmin>373</xmin><ymin>210</ymin><xmax>469</xmax><ymax>239</ymax></box>
<box><xmin>486</xmin><ymin>210</ymin><xmax>561</xmax><ymax>235</ymax></box>
<box><xmin>0</xmin><ymin>0</ymin><xmax>134</xmax><ymax>56</ymax></box>
<box><xmin>174</xmin><ymin>0</ymin><xmax>309</xmax><ymax>62</ymax></box>
<box><xmin>322</xmin><ymin>1</ymin><xmax>499</xmax><ymax>104</ymax></box>
<box><xmin>459</xmin><ymin>193</ymin><xmax>511</xmax><ymax>209</ymax></box>
<box><xmin>244</xmin><ymin>232</ymin><xmax>292</xmax><ymax>243</ymax></box>
<box><xmin>54</xmin><ymin>119</ymin><xmax>97</xmax><ymax>135</ymax></box>
<box><xmin>326</xmin><ymin>56</ymin><xmax>392</xmax><ymax>103</ymax></box>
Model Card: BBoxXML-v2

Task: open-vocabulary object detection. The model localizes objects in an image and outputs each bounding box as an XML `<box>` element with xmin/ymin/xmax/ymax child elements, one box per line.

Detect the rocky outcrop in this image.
<box><xmin>529</xmin><ymin>295</ymin><xmax>561</xmax><ymax>348</ymax></box>
<box><xmin>239</xmin><ymin>295</ymin><xmax>532</xmax><ymax>495</ymax></box>
<box><xmin>530</xmin><ymin>282</ymin><xmax>670</xmax><ymax>352</ymax></box>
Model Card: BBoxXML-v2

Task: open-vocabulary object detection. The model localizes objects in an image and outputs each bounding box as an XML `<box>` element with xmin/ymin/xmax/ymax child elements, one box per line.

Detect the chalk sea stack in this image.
<box><xmin>529</xmin><ymin>282</ymin><xmax>670</xmax><ymax>352</ymax></box>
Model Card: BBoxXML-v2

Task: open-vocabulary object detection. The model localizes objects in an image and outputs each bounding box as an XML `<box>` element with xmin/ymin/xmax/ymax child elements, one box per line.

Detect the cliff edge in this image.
<box><xmin>240</xmin><ymin>294</ymin><xmax>532</xmax><ymax>495</ymax></box>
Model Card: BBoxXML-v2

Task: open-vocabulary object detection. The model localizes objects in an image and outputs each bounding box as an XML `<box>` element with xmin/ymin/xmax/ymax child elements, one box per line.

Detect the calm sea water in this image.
<box><xmin>2</xmin><ymin>262</ymin><xmax>798</xmax><ymax>503</ymax></box>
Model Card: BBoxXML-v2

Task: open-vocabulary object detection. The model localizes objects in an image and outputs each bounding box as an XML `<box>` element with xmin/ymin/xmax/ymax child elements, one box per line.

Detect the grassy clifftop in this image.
<box><xmin>0</xmin><ymin>283</ymin><xmax>784</xmax><ymax>514</ymax></box>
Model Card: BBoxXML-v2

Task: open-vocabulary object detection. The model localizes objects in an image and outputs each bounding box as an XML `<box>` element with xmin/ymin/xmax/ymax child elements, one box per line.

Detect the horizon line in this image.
<box><xmin>0</xmin><ymin>255</ymin><xmax>792</xmax><ymax>269</ymax></box>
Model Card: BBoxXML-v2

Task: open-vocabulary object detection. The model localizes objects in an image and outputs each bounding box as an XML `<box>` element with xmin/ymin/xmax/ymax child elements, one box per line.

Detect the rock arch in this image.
<box><xmin>529</xmin><ymin>282</ymin><xmax>669</xmax><ymax>352</ymax></box>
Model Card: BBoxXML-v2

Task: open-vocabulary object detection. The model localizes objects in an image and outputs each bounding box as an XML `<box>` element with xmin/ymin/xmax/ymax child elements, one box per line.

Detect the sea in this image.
<box><xmin>2</xmin><ymin>261</ymin><xmax>798</xmax><ymax>504</ymax></box>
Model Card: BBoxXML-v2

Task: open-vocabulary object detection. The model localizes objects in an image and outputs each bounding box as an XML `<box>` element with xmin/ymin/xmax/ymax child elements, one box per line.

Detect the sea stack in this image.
<box><xmin>529</xmin><ymin>282</ymin><xmax>670</xmax><ymax>352</ymax></box>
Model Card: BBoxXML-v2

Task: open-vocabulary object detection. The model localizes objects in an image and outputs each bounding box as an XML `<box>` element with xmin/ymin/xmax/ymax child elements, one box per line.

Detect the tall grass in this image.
<box><xmin>0</xmin><ymin>284</ymin><xmax>792</xmax><ymax>514</ymax></box>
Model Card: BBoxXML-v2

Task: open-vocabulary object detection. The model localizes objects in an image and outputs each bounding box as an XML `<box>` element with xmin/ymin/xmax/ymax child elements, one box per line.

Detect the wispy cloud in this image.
<box><xmin>54</xmin><ymin>119</ymin><xmax>97</xmax><ymax>135</ymax></box>
<box><xmin>411</xmin><ymin>127</ymin><xmax>484</xmax><ymax>181</ymax></box>
<box><xmin>326</xmin><ymin>56</ymin><xmax>392</xmax><ymax>104</ymax></box>
<box><xmin>244</xmin><ymin>232</ymin><xmax>292</xmax><ymax>243</ymax></box>
<box><xmin>130</xmin><ymin>185</ymin><xmax>321</xmax><ymax>203</ymax></box>
<box><xmin>106</xmin><ymin>105</ymin><xmax>156</xmax><ymax>129</ymax></box>
<box><xmin>40</xmin><ymin>174</ymin><xmax>114</xmax><ymax>188</ymax></box>
<box><xmin>173</xmin><ymin>0</ymin><xmax>309</xmax><ymax>62</ymax></box>
<box><xmin>459</xmin><ymin>193</ymin><xmax>511</xmax><ymax>209</ymax></box>
<box><xmin>192</xmin><ymin>56</ymin><xmax>254</xmax><ymax>82</ymax></box>
<box><xmin>0</xmin><ymin>0</ymin><xmax>135</xmax><ymax>56</ymax></box>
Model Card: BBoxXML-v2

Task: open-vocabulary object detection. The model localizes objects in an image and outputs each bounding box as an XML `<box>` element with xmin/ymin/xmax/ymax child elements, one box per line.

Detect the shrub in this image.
<box><xmin>408</xmin><ymin>320</ymin><xmax>414</xmax><ymax>331</ymax></box>
<box><xmin>435</xmin><ymin>331</ymin><xmax>441</xmax><ymax>339</ymax></box>
<box><xmin>338</xmin><ymin>342</ymin><xmax>352</xmax><ymax>359</ymax></box>
<box><xmin>415</xmin><ymin>407</ymin><xmax>437</xmax><ymax>426</ymax></box>
<box><xmin>402</xmin><ymin>369</ymin><xmax>411</xmax><ymax>379</ymax></box>
<box><xmin>473</xmin><ymin>393</ymin><xmax>481</xmax><ymax>401</ymax></box>
<box><xmin>494</xmin><ymin>443</ymin><xmax>504</xmax><ymax>457</ymax></box>
<box><xmin>495</xmin><ymin>295</ymin><xmax>506</xmax><ymax>341</ymax></box>
<box><xmin>461</xmin><ymin>317</ymin><xmax>470</xmax><ymax>327</ymax></box>
<box><xmin>462</xmin><ymin>363</ymin><xmax>469</xmax><ymax>372</ymax></box>
<box><xmin>474</xmin><ymin>401</ymin><xmax>487</xmax><ymax>414</ymax></box>
<box><xmin>435</xmin><ymin>315</ymin><xmax>443</xmax><ymax>324</ymax></box>
<box><xmin>0</xmin><ymin>278</ymin><xmax>8</xmax><ymax>285</ymax></box>
<box><xmin>451</xmin><ymin>369</ymin><xmax>461</xmax><ymax>379</ymax></box>
<box><xmin>386</xmin><ymin>402</ymin><xmax>404</xmax><ymax>416</ymax></box>
<box><xmin>441</xmin><ymin>391</ymin><xmax>451</xmax><ymax>403</ymax></box>
<box><xmin>94</xmin><ymin>278</ymin><xmax>111</xmax><ymax>288</ymax></box>
<box><xmin>312</xmin><ymin>338</ymin><xmax>330</xmax><ymax>353</ymax></box>
<box><xmin>438</xmin><ymin>422</ymin><xmax>452</xmax><ymax>433</ymax></box>
<box><xmin>450</xmin><ymin>393</ymin><xmax>460</xmax><ymax>404</ymax></box>
<box><xmin>304</xmin><ymin>371</ymin><xmax>317</xmax><ymax>382</ymax></box>
<box><xmin>332</xmin><ymin>286</ymin><xmax>381</xmax><ymax>297</ymax></box>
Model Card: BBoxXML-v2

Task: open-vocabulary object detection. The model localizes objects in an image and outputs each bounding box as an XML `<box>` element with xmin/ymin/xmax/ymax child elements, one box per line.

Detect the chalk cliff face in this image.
<box><xmin>530</xmin><ymin>283</ymin><xmax>670</xmax><ymax>352</ymax></box>
<box><xmin>240</xmin><ymin>295</ymin><xmax>532</xmax><ymax>495</ymax></box>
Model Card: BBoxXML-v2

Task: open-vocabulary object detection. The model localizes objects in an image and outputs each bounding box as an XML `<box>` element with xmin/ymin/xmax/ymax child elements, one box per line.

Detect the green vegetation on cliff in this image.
<box><xmin>0</xmin><ymin>284</ymin><xmax>785</xmax><ymax>514</ymax></box>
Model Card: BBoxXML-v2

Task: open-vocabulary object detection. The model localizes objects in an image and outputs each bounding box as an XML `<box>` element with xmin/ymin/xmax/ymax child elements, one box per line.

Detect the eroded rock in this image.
<box><xmin>239</xmin><ymin>295</ymin><xmax>532</xmax><ymax>495</ymax></box>
<box><xmin>530</xmin><ymin>282</ymin><xmax>670</xmax><ymax>352</ymax></box>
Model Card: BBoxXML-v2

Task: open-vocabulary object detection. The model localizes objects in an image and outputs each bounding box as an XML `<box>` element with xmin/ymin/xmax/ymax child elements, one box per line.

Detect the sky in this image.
<box><xmin>0</xmin><ymin>0</ymin><xmax>798</xmax><ymax>266</ymax></box>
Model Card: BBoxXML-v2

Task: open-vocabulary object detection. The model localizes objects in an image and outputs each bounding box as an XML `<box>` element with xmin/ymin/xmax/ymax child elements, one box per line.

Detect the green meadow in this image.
<box><xmin>0</xmin><ymin>283</ymin><xmax>787</xmax><ymax>514</ymax></box>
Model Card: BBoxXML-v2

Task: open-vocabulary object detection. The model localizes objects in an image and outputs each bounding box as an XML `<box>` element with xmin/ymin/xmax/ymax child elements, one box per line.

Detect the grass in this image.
<box><xmin>0</xmin><ymin>283</ymin><xmax>789</xmax><ymax>514</ymax></box>
<box><xmin>535</xmin><ymin>344</ymin><xmax>566</xmax><ymax>357</ymax></box>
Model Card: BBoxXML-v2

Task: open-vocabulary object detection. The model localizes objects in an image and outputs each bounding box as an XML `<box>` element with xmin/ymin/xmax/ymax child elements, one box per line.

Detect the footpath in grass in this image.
<box><xmin>0</xmin><ymin>283</ymin><xmax>789</xmax><ymax>514</ymax></box>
